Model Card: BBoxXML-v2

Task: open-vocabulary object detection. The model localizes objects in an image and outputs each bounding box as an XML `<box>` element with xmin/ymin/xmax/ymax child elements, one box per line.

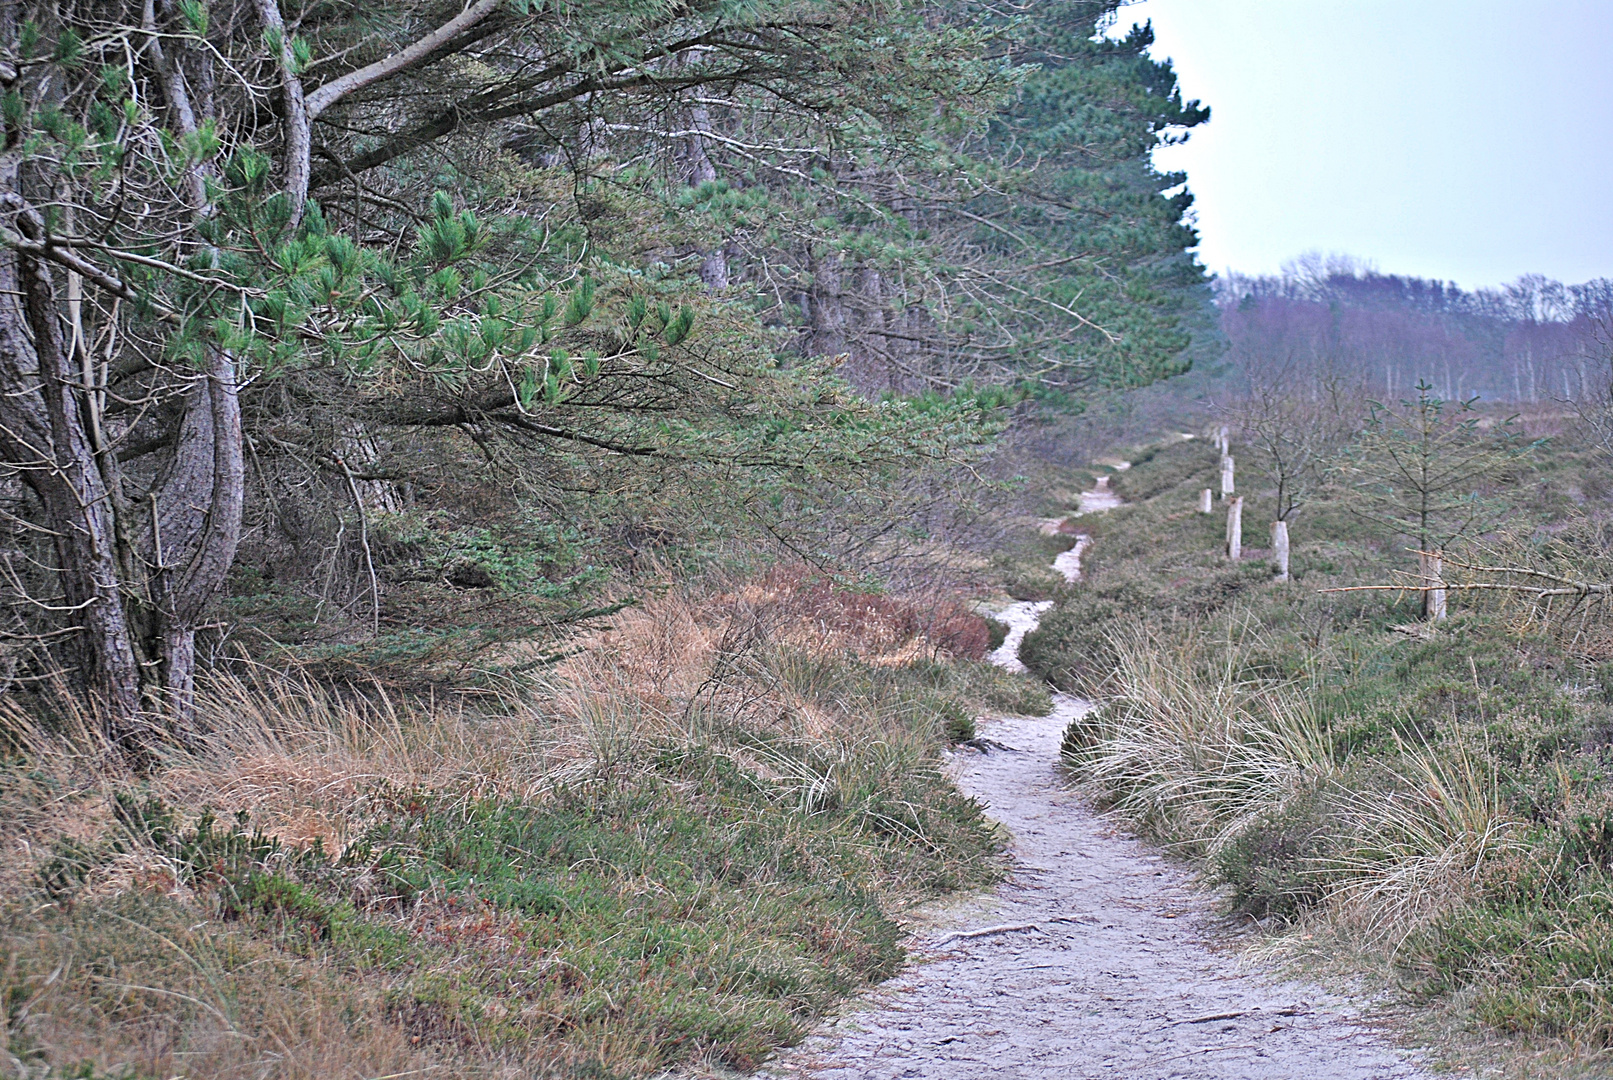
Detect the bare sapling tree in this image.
<box><xmin>1230</xmin><ymin>353</ymin><xmax>1359</xmax><ymax>581</ymax></box>
<box><xmin>1341</xmin><ymin>381</ymin><xmax>1523</xmax><ymax>619</ymax></box>
<box><xmin>1326</xmin><ymin>513</ymin><xmax>1613</xmax><ymax>651</ymax></box>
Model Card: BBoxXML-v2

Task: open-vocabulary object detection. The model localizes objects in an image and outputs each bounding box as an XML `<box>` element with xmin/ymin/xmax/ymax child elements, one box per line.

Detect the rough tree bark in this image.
<box><xmin>0</xmin><ymin>168</ymin><xmax>244</xmax><ymax>735</ymax></box>
<box><xmin>0</xmin><ymin>169</ymin><xmax>144</xmax><ymax>733</ymax></box>
<box><xmin>807</xmin><ymin>250</ymin><xmax>847</xmax><ymax>359</ymax></box>
<box><xmin>142</xmin><ymin>350</ymin><xmax>244</xmax><ymax>718</ymax></box>
<box><xmin>684</xmin><ymin>93</ymin><xmax>730</xmax><ymax>289</ymax></box>
<box><xmin>856</xmin><ymin>266</ymin><xmax>898</xmax><ymax>391</ymax></box>
<box><xmin>253</xmin><ymin>0</ymin><xmax>311</xmax><ymax>223</ymax></box>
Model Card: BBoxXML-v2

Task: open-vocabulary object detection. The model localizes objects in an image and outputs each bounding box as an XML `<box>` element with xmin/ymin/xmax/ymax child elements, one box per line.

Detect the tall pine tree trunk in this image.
<box><xmin>144</xmin><ymin>349</ymin><xmax>244</xmax><ymax>719</ymax></box>
<box><xmin>807</xmin><ymin>250</ymin><xmax>846</xmax><ymax>359</ymax></box>
<box><xmin>685</xmin><ymin>99</ymin><xmax>730</xmax><ymax>289</ymax></box>
<box><xmin>0</xmin><ymin>172</ymin><xmax>144</xmax><ymax>735</ymax></box>
<box><xmin>0</xmin><ymin>162</ymin><xmax>244</xmax><ymax>743</ymax></box>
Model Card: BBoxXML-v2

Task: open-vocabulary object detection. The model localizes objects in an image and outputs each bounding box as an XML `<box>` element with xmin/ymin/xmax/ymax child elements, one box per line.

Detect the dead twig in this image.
<box><xmin>934</xmin><ymin>923</ymin><xmax>1040</xmax><ymax>946</ymax></box>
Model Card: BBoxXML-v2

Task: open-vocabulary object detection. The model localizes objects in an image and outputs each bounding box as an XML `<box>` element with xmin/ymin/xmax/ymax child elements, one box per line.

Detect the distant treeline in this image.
<box><xmin>1216</xmin><ymin>255</ymin><xmax>1613</xmax><ymax>403</ymax></box>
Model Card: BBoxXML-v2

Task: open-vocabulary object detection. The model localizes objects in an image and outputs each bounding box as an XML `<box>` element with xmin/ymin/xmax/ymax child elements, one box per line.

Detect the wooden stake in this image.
<box><xmin>1271</xmin><ymin>520</ymin><xmax>1290</xmax><ymax>581</ymax></box>
<box><xmin>1226</xmin><ymin>496</ymin><xmax>1243</xmax><ymax>561</ymax></box>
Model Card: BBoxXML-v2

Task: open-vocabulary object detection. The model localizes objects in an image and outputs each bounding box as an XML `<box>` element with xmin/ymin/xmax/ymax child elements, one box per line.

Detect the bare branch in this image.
<box><xmin>304</xmin><ymin>0</ymin><xmax>505</xmax><ymax>120</ymax></box>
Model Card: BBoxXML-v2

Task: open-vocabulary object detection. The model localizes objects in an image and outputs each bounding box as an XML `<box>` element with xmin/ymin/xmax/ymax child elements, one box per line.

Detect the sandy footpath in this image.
<box><xmin>757</xmin><ymin>695</ymin><xmax>1429</xmax><ymax>1079</ymax></box>
<box><xmin>754</xmin><ymin>485</ymin><xmax>1430</xmax><ymax>1080</ymax></box>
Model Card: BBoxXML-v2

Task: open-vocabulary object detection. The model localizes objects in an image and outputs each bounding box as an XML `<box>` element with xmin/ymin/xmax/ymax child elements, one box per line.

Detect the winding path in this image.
<box><xmin>757</xmin><ymin>478</ymin><xmax>1429</xmax><ymax>1080</ymax></box>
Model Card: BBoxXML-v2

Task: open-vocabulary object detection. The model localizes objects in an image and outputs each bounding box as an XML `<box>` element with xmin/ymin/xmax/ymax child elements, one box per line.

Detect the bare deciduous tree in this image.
<box><xmin>1226</xmin><ymin>354</ymin><xmax>1359</xmax><ymax>579</ymax></box>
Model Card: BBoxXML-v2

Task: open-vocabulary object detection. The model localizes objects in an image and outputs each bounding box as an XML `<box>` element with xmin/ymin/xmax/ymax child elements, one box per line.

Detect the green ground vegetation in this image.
<box><xmin>1020</xmin><ymin>418</ymin><xmax>1613</xmax><ymax>1065</ymax></box>
<box><xmin>0</xmin><ymin>575</ymin><xmax>1047</xmax><ymax>1078</ymax></box>
<box><xmin>0</xmin><ymin>0</ymin><xmax>1221</xmax><ymax>1068</ymax></box>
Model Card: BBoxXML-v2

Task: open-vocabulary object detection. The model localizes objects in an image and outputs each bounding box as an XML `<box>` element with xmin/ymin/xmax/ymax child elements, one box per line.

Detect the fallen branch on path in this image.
<box><xmin>1150</xmin><ymin>1043</ymin><xmax>1261</xmax><ymax>1065</ymax></box>
<box><xmin>1177</xmin><ymin>1010</ymin><xmax>1248</xmax><ymax>1025</ymax></box>
<box><xmin>958</xmin><ymin>737</ymin><xmax>1019</xmax><ymax>753</ymax></box>
<box><xmin>934</xmin><ymin>923</ymin><xmax>1040</xmax><ymax>946</ymax></box>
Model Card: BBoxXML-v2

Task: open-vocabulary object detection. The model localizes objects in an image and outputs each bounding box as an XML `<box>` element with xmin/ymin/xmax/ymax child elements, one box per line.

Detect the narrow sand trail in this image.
<box><xmin>756</xmin><ymin>478</ymin><xmax>1429</xmax><ymax>1080</ymax></box>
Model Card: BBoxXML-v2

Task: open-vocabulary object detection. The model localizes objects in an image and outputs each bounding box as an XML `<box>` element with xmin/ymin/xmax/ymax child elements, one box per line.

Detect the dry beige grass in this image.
<box><xmin>1064</xmin><ymin>619</ymin><xmax>1527</xmax><ymax>949</ymax></box>
<box><xmin>1061</xmin><ymin>620</ymin><xmax>1335</xmax><ymax>855</ymax></box>
<box><xmin>0</xmin><ymin>564</ymin><xmax>1002</xmax><ymax>1079</ymax></box>
<box><xmin>3</xmin><ymin>569</ymin><xmax>973</xmax><ymax>861</ymax></box>
<box><xmin>1328</xmin><ymin>739</ymin><xmax>1523</xmax><ymax>943</ymax></box>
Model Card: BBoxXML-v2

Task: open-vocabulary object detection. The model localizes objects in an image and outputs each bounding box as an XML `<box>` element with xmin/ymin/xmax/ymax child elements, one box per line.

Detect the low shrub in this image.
<box><xmin>1405</xmin><ymin>869</ymin><xmax>1613</xmax><ymax>1047</ymax></box>
<box><xmin>1209</xmin><ymin>776</ymin><xmax>1339</xmax><ymax>919</ymax></box>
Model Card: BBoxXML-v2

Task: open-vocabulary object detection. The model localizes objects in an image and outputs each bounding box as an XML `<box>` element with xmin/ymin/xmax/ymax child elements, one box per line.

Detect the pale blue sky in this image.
<box><xmin>1110</xmin><ymin>0</ymin><xmax>1613</xmax><ymax>289</ymax></box>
